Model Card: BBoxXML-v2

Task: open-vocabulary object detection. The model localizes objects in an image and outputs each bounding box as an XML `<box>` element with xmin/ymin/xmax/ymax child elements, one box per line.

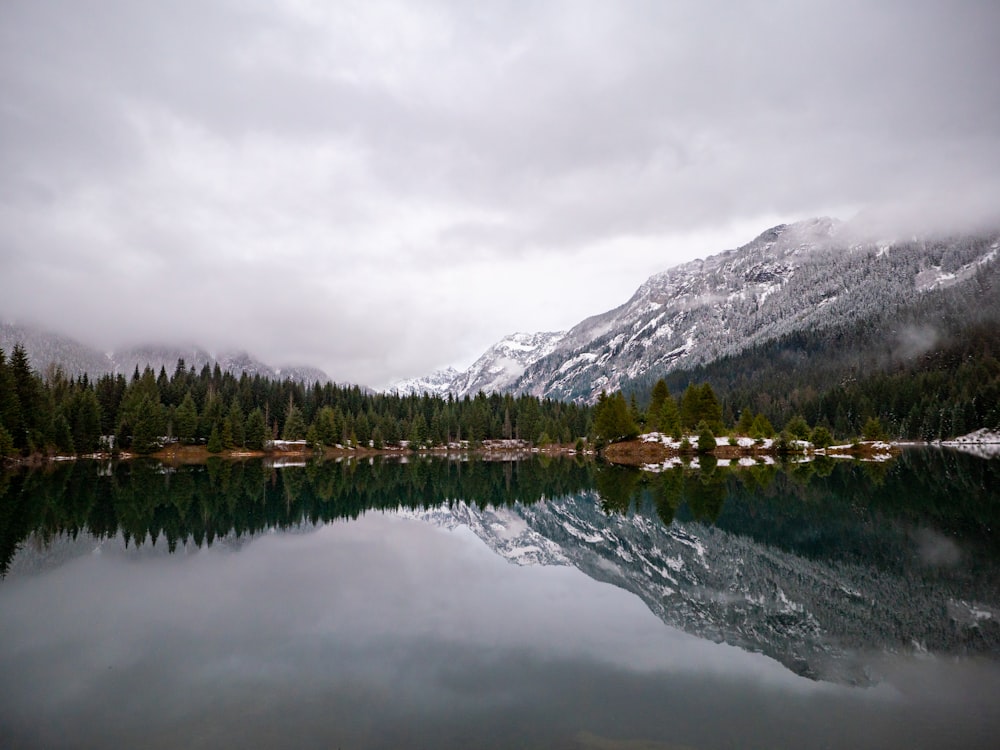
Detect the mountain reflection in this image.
<box><xmin>2</xmin><ymin>451</ymin><xmax>999</xmax><ymax>578</ymax></box>
<box><xmin>2</xmin><ymin>451</ymin><xmax>999</xmax><ymax>686</ymax></box>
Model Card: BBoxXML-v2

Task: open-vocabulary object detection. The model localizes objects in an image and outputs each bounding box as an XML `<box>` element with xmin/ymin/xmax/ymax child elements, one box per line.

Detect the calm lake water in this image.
<box><xmin>1</xmin><ymin>451</ymin><xmax>998</xmax><ymax>749</ymax></box>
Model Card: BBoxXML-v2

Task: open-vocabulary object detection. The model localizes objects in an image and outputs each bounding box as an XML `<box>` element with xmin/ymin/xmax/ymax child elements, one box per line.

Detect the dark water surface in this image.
<box><xmin>1</xmin><ymin>451</ymin><xmax>998</xmax><ymax>749</ymax></box>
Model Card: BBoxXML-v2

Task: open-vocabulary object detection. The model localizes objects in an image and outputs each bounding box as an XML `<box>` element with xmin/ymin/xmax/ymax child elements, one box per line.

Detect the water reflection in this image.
<box><xmin>2</xmin><ymin>452</ymin><xmax>999</xmax><ymax>684</ymax></box>
<box><xmin>1</xmin><ymin>452</ymin><xmax>1000</xmax><ymax>747</ymax></box>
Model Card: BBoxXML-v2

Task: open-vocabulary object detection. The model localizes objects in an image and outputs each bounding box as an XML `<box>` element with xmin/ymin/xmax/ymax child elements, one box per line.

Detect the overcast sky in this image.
<box><xmin>2</xmin><ymin>1</ymin><xmax>999</xmax><ymax>388</ymax></box>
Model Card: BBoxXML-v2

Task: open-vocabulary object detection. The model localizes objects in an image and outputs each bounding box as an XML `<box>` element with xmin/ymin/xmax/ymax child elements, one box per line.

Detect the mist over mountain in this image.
<box><xmin>397</xmin><ymin>218</ymin><xmax>1000</xmax><ymax>403</ymax></box>
<box><xmin>0</xmin><ymin>323</ymin><xmax>332</xmax><ymax>385</ymax></box>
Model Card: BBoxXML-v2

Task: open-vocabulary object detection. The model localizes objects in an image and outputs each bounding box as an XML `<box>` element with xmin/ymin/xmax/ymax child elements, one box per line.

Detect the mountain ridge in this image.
<box><xmin>395</xmin><ymin>218</ymin><xmax>1000</xmax><ymax>403</ymax></box>
<box><xmin>0</xmin><ymin>322</ymin><xmax>332</xmax><ymax>385</ymax></box>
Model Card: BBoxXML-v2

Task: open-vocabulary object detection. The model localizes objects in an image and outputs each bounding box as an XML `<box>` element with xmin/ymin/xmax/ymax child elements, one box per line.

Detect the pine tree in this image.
<box><xmin>736</xmin><ymin>407</ymin><xmax>755</xmax><ymax>435</ymax></box>
<box><xmin>206</xmin><ymin>424</ymin><xmax>223</xmax><ymax>453</ymax></box>
<box><xmin>227</xmin><ymin>398</ymin><xmax>245</xmax><ymax>448</ymax></box>
<box><xmin>658</xmin><ymin>394</ymin><xmax>682</xmax><ymax>437</ymax></box>
<box><xmin>282</xmin><ymin>404</ymin><xmax>306</xmax><ymax>440</ymax></box>
<box><xmin>245</xmin><ymin>408</ymin><xmax>268</xmax><ymax>450</ymax></box>
<box><xmin>70</xmin><ymin>389</ymin><xmax>102</xmax><ymax>453</ymax></box>
<box><xmin>593</xmin><ymin>391</ymin><xmax>638</xmax><ymax>443</ymax></box>
<box><xmin>696</xmin><ymin>421</ymin><xmax>716</xmax><ymax>454</ymax></box>
<box><xmin>750</xmin><ymin>413</ymin><xmax>775</xmax><ymax>439</ymax></box>
<box><xmin>9</xmin><ymin>344</ymin><xmax>41</xmax><ymax>451</ymax></box>
<box><xmin>784</xmin><ymin>415</ymin><xmax>811</xmax><ymax>441</ymax></box>
<box><xmin>0</xmin><ymin>348</ymin><xmax>22</xmax><ymax>450</ymax></box>
<box><xmin>132</xmin><ymin>395</ymin><xmax>163</xmax><ymax>454</ymax></box>
<box><xmin>174</xmin><ymin>392</ymin><xmax>199</xmax><ymax>444</ymax></box>
<box><xmin>649</xmin><ymin>379</ymin><xmax>670</xmax><ymax>424</ymax></box>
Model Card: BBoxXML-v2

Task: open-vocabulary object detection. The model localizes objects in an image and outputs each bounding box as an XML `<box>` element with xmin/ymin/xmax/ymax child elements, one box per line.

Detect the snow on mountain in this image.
<box><xmin>414</xmin><ymin>491</ymin><xmax>999</xmax><ymax>685</ymax></box>
<box><xmin>0</xmin><ymin>322</ymin><xmax>112</xmax><ymax>379</ymax></box>
<box><xmin>388</xmin><ymin>331</ymin><xmax>565</xmax><ymax>398</ymax></box>
<box><xmin>389</xmin><ymin>366</ymin><xmax>462</xmax><ymax>397</ymax></box>
<box><xmin>512</xmin><ymin>219</ymin><xmax>1000</xmax><ymax>401</ymax></box>
<box><xmin>0</xmin><ymin>323</ymin><xmax>331</xmax><ymax>384</ymax></box>
<box><xmin>448</xmin><ymin>331</ymin><xmax>566</xmax><ymax>398</ymax></box>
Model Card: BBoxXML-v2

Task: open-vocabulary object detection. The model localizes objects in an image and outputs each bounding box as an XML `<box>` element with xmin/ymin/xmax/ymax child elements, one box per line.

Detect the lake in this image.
<box><xmin>1</xmin><ymin>451</ymin><xmax>998</xmax><ymax>748</ymax></box>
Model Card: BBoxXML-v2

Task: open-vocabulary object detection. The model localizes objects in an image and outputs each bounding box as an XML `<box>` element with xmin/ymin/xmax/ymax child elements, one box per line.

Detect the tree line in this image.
<box><xmin>593</xmin><ymin>377</ymin><xmax>865</xmax><ymax>449</ymax></box>
<box><xmin>0</xmin><ymin>345</ymin><xmax>591</xmax><ymax>457</ymax></box>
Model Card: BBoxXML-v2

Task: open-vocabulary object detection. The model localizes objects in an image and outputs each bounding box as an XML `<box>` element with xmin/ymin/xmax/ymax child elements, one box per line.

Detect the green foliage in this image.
<box><xmin>227</xmin><ymin>398</ymin><xmax>245</xmax><ymax>448</ymax></box>
<box><xmin>174</xmin><ymin>392</ymin><xmax>198</xmax><ymax>444</ymax></box>
<box><xmin>696</xmin><ymin>422</ymin><xmax>716</xmax><ymax>454</ymax></box>
<box><xmin>0</xmin><ymin>348</ymin><xmax>593</xmax><ymax>458</ymax></box>
<box><xmin>206</xmin><ymin>425</ymin><xmax>223</xmax><ymax>453</ymax></box>
<box><xmin>810</xmin><ymin>425</ymin><xmax>834</xmax><ymax>448</ymax></box>
<box><xmin>282</xmin><ymin>404</ymin><xmax>307</xmax><ymax>441</ymax></box>
<box><xmin>0</xmin><ymin>423</ymin><xmax>14</xmax><ymax>458</ymax></box>
<box><xmin>131</xmin><ymin>395</ymin><xmax>163</xmax><ymax>454</ymax></box>
<box><xmin>862</xmin><ymin>416</ymin><xmax>886</xmax><ymax>442</ymax></box>
<box><xmin>736</xmin><ymin>407</ymin><xmax>755</xmax><ymax>435</ymax></box>
<box><xmin>750</xmin><ymin>413</ymin><xmax>775</xmax><ymax>439</ymax></box>
<box><xmin>244</xmin><ymin>408</ymin><xmax>268</xmax><ymax>451</ymax></box>
<box><xmin>593</xmin><ymin>391</ymin><xmax>639</xmax><ymax>444</ymax></box>
<box><xmin>784</xmin><ymin>415</ymin><xmax>811</xmax><ymax>441</ymax></box>
<box><xmin>680</xmin><ymin>383</ymin><xmax>724</xmax><ymax>432</ymax></box>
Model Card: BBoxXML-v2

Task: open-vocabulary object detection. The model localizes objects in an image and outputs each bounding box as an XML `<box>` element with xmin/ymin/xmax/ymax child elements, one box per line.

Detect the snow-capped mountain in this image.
<box><xmin>511</xmin><ymin>219</ymin><xmax>1000</xmax><ymax>401</ymax></box>
<box><xmin>390</xmin><ymin>366</ymin><xmax>463</xmax><ymax>397</ymax></box>
<box><xmin>448</xmin><ymin>331</ymin><xmax>565</xmax><ymax>398</ymax></box>
<box><xmin>408</xmin><ymin>492</ymin><xmax>999</xmax><ymax>686</ymax></box>
<box><xmin>388</xmin><ymin>331</ymin><xmax>565</xmax><ymax>397</ymax></box>
<box><xmin>393</xmin><ymin>217</ymin><xmax>999</xmax><ymax>402</ymax></box>
<box><xmin>0</xmin><ymin>323</ymin><xmax>332</xmax><ymax>384</ymax></box>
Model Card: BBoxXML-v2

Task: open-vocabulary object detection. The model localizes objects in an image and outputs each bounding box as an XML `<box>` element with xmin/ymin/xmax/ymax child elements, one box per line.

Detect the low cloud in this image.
<box><xmin>2</xmin><ymin>0</ymin><xmax>999</xmax><ymax>385</ymax></box>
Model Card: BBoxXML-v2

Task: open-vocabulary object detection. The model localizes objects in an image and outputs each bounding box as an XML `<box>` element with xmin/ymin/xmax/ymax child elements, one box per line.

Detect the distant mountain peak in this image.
<box><xmin>0</xmin><ymin>323</ymin><xmax>331</xmax><ymax>384</ymax></box>
<box><xmin>391</xmin><ymin>217</ymin><xmax>999</xmax><ymax>404</ymax></box>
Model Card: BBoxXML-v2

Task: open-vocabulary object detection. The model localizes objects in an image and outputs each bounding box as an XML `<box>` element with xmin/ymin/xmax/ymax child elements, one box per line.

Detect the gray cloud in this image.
<box><xmin>2</xmin><ymin>0</ymin><xmax>999</xmax><ymax>386</ymax></box>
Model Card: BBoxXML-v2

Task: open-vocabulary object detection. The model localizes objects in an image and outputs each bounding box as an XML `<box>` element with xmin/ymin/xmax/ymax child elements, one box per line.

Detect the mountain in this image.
<box><xmin>0</xmin><ymin>323</ymin><xmax>332</xmax><ymax>384</ymax></box>
<box><xmin>447</xmin><ymin>331</ymin><xmax>565</xmax><ymax>398</ymax></box>
<box><xmin>513</xmin><ymin>218</ymin><xmax>1000</xmax><ymax>402</ymax></box>
<box><xmin>388</xmin><ymin>331</ymin><xmax>565</xmax><ymax>397</ymax></box>
<box><xmin>396</xmin><ymin>219</ymin><xmax>1000</xmax><ymax>403</ymax></box>
<box><xmin>390</xmin><ymin>366</ymin><xmax>463</xmax><ymax>397</ymax></box>
<box><xmin>407</xmin><ymin>489</ymin><xmax>999</xmax><ymax>686</ymax></box>
<box><xmin>0</xmin><ymin>322</ymin><xmax>112</xmax><ymax>379</ymax></box>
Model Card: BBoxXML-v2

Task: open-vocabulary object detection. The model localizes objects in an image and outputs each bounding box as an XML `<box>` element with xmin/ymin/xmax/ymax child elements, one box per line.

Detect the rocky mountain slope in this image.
<box><xmin>516</xmin><ymin>219</ymin><xmax>1000</xmax><ymax>401</ymax></box>
<box><xmin>400</xmin><ymin>218</ymin><xmax>1000</xmax><ymax>402</ymax></box>
<box><xmin>389</xmin><ymin>331</ymin><xmax>565</xmax><ymax>397</ymax></box>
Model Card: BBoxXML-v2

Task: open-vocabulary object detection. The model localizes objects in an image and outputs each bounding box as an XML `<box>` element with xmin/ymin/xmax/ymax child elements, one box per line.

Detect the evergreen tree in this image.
<box><xmin>131</xmin><ymin>395</ymin><xmax>164</xmax><ymax>454</ymax></box>
<box><xmin>245</xmin><ymin>408</ymin><xmax>268</xmax><ymax>450</ymax></box>
<box><xmin>0</xmin><ymin>422</ymin><xmax>14</xmax><ymax>458</ymax></box>
<box><xmin>174</xmin><ymin>392</ymin><xmax>199</xmax><ymax>444</ymax></box>
<box><xmin>593</xmin><ymin>391</ymin><xmax>638</xmax><ymax>443</ymax></box>
<box><xmin>810</xmin><ymin>425</ymin><xmax>834</xmax><ymax>448</ymax></box>
<box><xmin>227</xmin><ymin>398</ymin><xmax>245</xmax><ymax>448</ymax></box>
<box><xmin>750</xmin><ymin>413</ymin><xmax>775</xmax><ymax>439</ymax></box>
<box><xmin>696</xmin><ymin>421</ymin><xmax>716</xmax><ymax>454</ymax></box>
<box><xmin>679</xmin><ymin>384</ymin><xmax>701</xmax><ymax>430</ymax></box>
<box><xmin>657</xmin><ymin>394</ymin><xmax>682</xmax><ymax>437</ymax></box>
<box><xmin>9</xmin><ymin>344</ymin><xmax>41</xmax><ymax>451</ymax></box>
<box><xmin>70</xmin><ymin>389</ymin><xmax>103</xmax><ymax>454</ymax></box>
<box><xmin>649</xmin><ymin>379</ymin><xmax>670</xmax><ymax>422</ymax></box>
<box><xmin>0</xmin><ymin>349</ymin><xmax>22</xmax><ymax>446</ymax></box>
<box><xmin>282</xmin><ymin>404</ymin><xmax>307</xmax><ymax>440</ymax></box>
<box><xmin>784</xmin><ymin>415</ymin><xmax>811</xmax><ymax>441</ymax></box>
<box><xmin>736</xmin><ymin>407</ymin><xmax>755</xmax><ymax>435</ymax></box>
<box><xmin>862</xmin><ymin>416</ymin><xmax>886</xmax><ymax>441</ymax></box>
<box><xmin>206</xmin><ymin>424</ymin><xmax>223</xmax><ymax>453</ymax></box>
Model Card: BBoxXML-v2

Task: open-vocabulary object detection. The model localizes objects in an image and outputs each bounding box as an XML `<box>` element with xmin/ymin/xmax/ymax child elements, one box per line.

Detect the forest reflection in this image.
<box><xmin>2</xmin><ymin>450</ymin><xmax>998</xmax><ymax>578</ymax></box>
